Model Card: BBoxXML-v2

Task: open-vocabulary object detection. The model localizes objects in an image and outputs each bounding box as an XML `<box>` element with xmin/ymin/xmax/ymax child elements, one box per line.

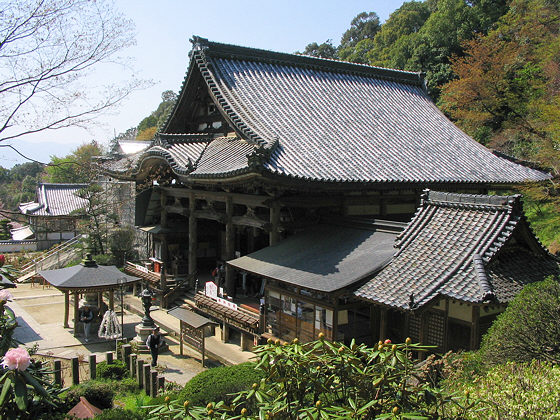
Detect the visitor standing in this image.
<box><xmin>146</xmin><ymin>326</ymin><xmax>162</xmax><ymax>367</ymax></box>
<box><xmin>79</xmin><ymin>305</ymin><xmax>93</xmax><ymax>342</ymax></box>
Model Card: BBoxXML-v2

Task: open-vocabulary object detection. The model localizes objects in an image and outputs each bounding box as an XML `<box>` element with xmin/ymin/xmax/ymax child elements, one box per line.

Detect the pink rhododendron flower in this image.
<box><xmin>0</xmin><ymin>289</ymin><xmax>12</xmax><ymax>301</ymax></box>
<box><xmin>2</xmin><ymin>348</ymin><xmax>31</xmax><ymax>371</ymax></box>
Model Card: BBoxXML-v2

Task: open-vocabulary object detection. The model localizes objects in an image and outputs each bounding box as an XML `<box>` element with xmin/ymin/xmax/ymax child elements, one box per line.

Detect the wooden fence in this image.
<box><xmin>36</xmin><ymin>344</ymin><xmax>166</xmax><ymax>398</ymax></box>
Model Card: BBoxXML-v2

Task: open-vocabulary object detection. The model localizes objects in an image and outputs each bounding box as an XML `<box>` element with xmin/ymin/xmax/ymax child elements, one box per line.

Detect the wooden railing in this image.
<box><xmin>124</xmin><ymin>261</ymin><xmax>161</xmax><ymax>284</ymax></box>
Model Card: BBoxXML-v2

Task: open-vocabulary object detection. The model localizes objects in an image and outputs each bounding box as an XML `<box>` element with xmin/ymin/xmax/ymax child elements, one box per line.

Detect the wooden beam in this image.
<box><xmin>161</xmin><ymin>187</ymin><xmax>268</xmax><ymax>208</ymax></box>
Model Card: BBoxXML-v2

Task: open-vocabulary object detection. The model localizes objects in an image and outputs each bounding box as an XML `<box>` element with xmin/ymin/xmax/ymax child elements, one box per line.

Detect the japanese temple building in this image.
<box><xmin>104</xmin><ymin>37</ymin><xmax>556</xmax><ymax>350</ymax></box>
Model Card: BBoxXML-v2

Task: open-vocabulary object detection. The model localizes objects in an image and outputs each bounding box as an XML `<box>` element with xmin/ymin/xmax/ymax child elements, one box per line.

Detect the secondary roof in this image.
<box><xmin>228</xmin><ymin>223</ymin><xmax>399</xmax><ymax>292</ymax></box>
<box><xmin>106</xmin><ymin>37</ymin><xmax>549</xmax><ymax>186</ymax></box>
<box><xmin>355</xmin><ymin>190</ymin><xmax>560</xmax><ymax>309</ymax></box>
<box><xmin>19</xmin><ymin>183</ymin><xmax>89</xmax><ymax>217</ymax></box>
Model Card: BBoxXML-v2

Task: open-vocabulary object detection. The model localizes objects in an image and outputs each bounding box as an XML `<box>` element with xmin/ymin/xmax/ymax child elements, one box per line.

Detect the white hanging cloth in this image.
<box><xmin>98</xmin><ymin>310</ymin><xmax>122</xmax><ymax>339</ymax></box>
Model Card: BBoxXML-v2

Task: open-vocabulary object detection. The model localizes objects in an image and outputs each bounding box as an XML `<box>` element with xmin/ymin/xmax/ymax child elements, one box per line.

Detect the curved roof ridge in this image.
<box><xmin>191</xmin><ymin>36</ymin><xmax>424</xmax><ymax>87</ymax></box>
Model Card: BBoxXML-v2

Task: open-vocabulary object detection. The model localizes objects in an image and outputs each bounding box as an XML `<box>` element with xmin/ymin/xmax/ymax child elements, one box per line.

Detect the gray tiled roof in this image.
<box><xmin>354</xmin><ymin>190</ymin><xmax>560</xmax><ymax>309</ymax></box>
<box><xmin>19</xmin><ymin>183</ymin><xmax>89</xmax><ymax>217</ymax></box>
<box><xmin>105</xmin><ymin>38</ymin><xmax>549</xmax><ymax>185</ymax></box>
<box><xmin>228</xmin><ymin>224</ymin><xmax>398</xmax><ymax>292</ymax></box>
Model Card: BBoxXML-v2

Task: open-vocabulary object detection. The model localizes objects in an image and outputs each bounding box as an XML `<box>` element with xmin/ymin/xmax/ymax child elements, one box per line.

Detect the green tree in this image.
<box><xmin>479</xmin><ymin>277</ymin><xmax>560</xmax><ymax>366</ymax></box>
<box><xmin>369</xmin><ymin>1</ymin><xmax>431</xmax><ymax>67</ymax></box>
<box><xmin>136</xmin><ymin>90</ymin><xmax>178</xmax><ymax>140</ymax></box>
<box><xmin>299</xmin><ymin>40</ymin><xmax>338</xmax><ymax>59</ymax></box>
<box><xmin>73</xmin><ymin>184</ymin><xmax>117</xmax><ymax>255</ymax></box>
<box><xmin>44</xmin><ymin>141</ymin><xmax>103</xmax><ymax>183</ymax></box>
<box><xmin>338</xmin><ymin>12</ymin><xmax>381</xmax><ymax>62</ymax></box>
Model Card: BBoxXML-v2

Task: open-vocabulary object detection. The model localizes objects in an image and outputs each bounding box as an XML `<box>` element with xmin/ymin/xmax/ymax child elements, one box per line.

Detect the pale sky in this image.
<box><xmin>1</xmin><ymin>0</ymin><xmax>408</xmax><ymax>168</ymax></box>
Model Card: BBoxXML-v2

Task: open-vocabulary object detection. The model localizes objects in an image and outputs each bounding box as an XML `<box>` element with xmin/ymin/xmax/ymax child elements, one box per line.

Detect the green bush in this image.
<box><xmin>93</xmin><ymin>407</ymin><xmax>145</xmax><ymax>419</ymax></box>
<box><xmin>93</xmin><ymin>253</ymin><xmax>116</xmax><ymax>266</ymax></box>
<box><xmin>96</xmin><ymin>360</ymin><xmax>129</xmax><ymax>380</ymax></box>
<box><xmin>446</xmin><ymin>360</ymin><xmax>560</xmax><ymax>419</ymax></box>
<box><xmin>177</xmin><ymin>362</ymin><xmax>264</xmax><ymax>406</ymax></box>
<box><xmin>479</xmin><ymin>277</ymin><xmax>560</xmax><ymax>365</ymax></box>
<box><xmin>64</xmin><ymin>381</ymin><xmax>114</xmax><ymax>410</ymax></box>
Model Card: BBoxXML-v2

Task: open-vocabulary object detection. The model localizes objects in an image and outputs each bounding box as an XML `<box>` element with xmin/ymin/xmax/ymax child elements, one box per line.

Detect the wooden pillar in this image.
<box><xmin>225</xmin><ymin>196</ymin><xmax>235</xmax><ymax>296</ymax></box>
<box><xmin>64</xmin><ymin>291</ymin><xmax>69</xmax><ymax>328</ymax></box>
<box><xmin>247</xmin><ymin>227</ymin><xmax>256</xmax><ymax>254</ymax></box>
<box><xmin>109</xmin><ymin>290</ymin><xmax>114</xmax><ymax>311</ymax></box>
<box><xmin>379</xmin><ymin>308</ymin><xmax>387</xmax><ymax>341</ymax></box>
<box><xmin>53</xmin><ymin>360</ymin><xmax>62</xmax><ymax>386</ymax></box>
<box><xmin>89</xmin><ymin>354</ymin><xmax>96</xmax><ymax>380</ymax></box>
<box><xmin>160</xmin><ymin>190</ymin><xmax>168</xmax><ymax>228</ymax></box>
<box><xmin>73</xmin><ymin>292</ymin><xmax>79</xmax><ymax>336</ymax></box>
<box><xmin>418</xmin><ymin>312</ymin><xmax>428</xmax><ymax>361</ymax></box>
<box><xmin>369</xmin><ymin>306</ymin><xmax>379</xmax><ymax>342</ymax></box>
<box><xmin>180</xmin><ymin>321</ymin><xmax>184</xmax><ymax>356</ymax></box>
<box><xmin>143</xmin><ymin>364</ymin><xmax>151</xmax><ymax>394</ymax></box>
<box><xmin>188</xmin><ymin>194</ymin><xmax>197</xmax><ymax>275</ymax></box>
<box><xmin>97</xmin><ymin>292</ymin><xmax>102</xmax><ymax>309</ymax></box>
<box><xmin>136</xmin><ymin>359</ymin><xmax>144</xmax><ymax>388</ymax></box>
<box><xmin>470</xmin><ymin>305</ymin><xmax>480</xmax><ymax>350</ymax></box>
<box><xmin>269</xmin><ymin>203</ymin><xmax>280</xmax><ymax>246</ymax></box>
<box><xmin>71</xmin><ymin>357</ymin><xmax>79</xmax><ymax>385</ymax></box>
<box><xmin>201</xmin><ymin>333</ymin><xmax>206</xmax><ymax>368</ymax></box>
<box><xmin>443</xmin><ymin>299</ymin><xmax>450</xmax><ymax>352</ymax></box>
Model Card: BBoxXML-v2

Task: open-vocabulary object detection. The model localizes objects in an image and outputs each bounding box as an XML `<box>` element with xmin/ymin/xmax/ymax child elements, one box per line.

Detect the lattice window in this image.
<box><xmin>426</xmin><ymin>312</ymin><xmax>445</xmax><ymax>348</ymax></box>
<box><xmin>408</xmin><ymin>315</ymin><xmax>421</xmax><ymax>342</ymax></box>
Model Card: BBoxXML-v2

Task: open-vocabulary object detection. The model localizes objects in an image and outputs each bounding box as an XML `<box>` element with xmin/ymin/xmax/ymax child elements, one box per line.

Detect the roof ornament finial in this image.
<box><xmin>81</xmin><ymin>253</ymin><xmax>97</xmax><ymax>267</ymax></box>
<box><xmin>408</xmin><ymin>293</ymin><xmax>417</xmax><ymax>309</ymax></box>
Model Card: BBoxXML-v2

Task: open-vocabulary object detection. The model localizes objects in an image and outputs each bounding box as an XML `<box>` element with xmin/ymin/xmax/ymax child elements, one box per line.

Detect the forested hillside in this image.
<box><xmin>302</xmin><ymin>0</ymin><xmax>560</xmax><ymax>252</ymax></box>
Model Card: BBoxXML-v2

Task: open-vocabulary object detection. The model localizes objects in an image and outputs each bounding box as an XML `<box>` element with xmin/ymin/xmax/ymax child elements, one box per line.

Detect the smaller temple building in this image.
<box><xmin>355</xmin><ymin>190</ymin><xmax>560</xmax><ymax>351</ymax></box>
<box><xmin>19</xmin><ymin>183</ymin><xmax>88</xmax><ymax>250</ymax></box>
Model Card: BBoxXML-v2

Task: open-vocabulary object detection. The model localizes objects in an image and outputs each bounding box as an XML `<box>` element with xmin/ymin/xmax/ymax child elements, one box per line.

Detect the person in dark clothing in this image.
<box><xmin>79</xmin><ymin>306</ymin><xmax>94</xmax><ymax>342</ymax></box>
<box><xmin>146</xmin><ymin>326</ymin><xmax>162</xmax><ymax>367</ymax></box>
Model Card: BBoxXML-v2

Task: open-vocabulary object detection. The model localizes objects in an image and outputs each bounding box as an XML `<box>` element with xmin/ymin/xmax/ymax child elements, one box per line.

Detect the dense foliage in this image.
<box><xmin>147</xmin><ymin>338</ymin><xmax>480</xmax><ymax>419</ymax></box>
<box><xmin>177</xmin><ymin>362</ymin><xmax>264</xmax><ymax>406</ymax></box>
<box><xmin>479</xmin><ymin>277</ymin><xmax>560</xmax><ymax>365</ymax></box>
<box><xmin>96</xmin><ymin>360</ymin><xmax>130</xmax><ymax>381</ymax></box>
<box><xmin>136</xmin><ymin>90</ymin><xmax>178</xmax><ymax>140</ymax></box>
<box><xmin>445</xmin><ymin>360</ymin><xmax>560</xmax><ymax>419</ymax></box>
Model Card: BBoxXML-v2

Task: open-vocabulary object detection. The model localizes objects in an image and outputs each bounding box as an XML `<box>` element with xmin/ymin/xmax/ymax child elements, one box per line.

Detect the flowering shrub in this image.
<box><xmin>145</xmin><ymin>337</ymin><xmax>482</xmax><ymax>419</ymax></box>
<box><xmin>0</xmin><ymin>292</ymin><xmax>61</xmax><ymax>417</ymax></box>
<box><xmin>2</xmin><ymin>347</ymin><xmax>31</xmax><ymax>371</ymax></box>
<box><xmin>0</xmin><ymin>289</ymin><xmax>13</xmax><ymax>302</ymax></box>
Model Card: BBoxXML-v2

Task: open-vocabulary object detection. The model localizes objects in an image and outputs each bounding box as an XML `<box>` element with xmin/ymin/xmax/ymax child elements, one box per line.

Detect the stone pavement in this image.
<box><xmin>6</xmin><ymin>284</ymin><xmax>256</xmax><ymax>385</ymax></box>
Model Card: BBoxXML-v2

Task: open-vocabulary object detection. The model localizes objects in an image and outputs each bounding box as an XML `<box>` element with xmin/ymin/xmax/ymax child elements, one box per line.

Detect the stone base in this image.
<box><xmin>133</xmin><ymin>324</ymin><xmax>168</xmax><ymax>353</ymax></box>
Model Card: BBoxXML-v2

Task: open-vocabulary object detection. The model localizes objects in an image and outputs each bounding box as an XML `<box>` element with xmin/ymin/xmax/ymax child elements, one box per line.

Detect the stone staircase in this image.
<box><xmin>17</xmin><ymin>234</ymin><xmax>84</xmax><ymax>282</ymax></box>
<box><xmin>162</xmin><ymin>271</ymin><xmax>198</xmax><ymax>309</ymax></box>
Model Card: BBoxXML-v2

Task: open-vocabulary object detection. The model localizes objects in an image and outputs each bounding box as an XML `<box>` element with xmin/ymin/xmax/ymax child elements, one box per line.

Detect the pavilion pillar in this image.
<box><xmin>470</xmin><ymin>305</ymin><xmax>480</xmax><ymax>350</ymax></box>
<box><xmin>269</xmin><ymin>203</ymin><xmax>280</xmax><ymax>246</ymax></box>
<box><xmin>73</xmin><ymin>292</ymin><xmax>79</xmax><ymax>337</ymax></box>
<box><xmin>64</xmin><ymin>291</ymin><xmax>69</xmax><ymax>328</ymax></box>
<box><xmin>225</xmin><ymin>197</ymin><xmax>235</xmax><ymax>296</ymax></box>
<box><xmin>188</xmin><ymin>194</ymin><xmax>197</xmax><ymax>275</ymax></box>
<box><xmin>97</xmin><ymin>292</ymin><xmax>102</xmax><ymax>309</ymax></box>
<box><xmin>109</xmin><ymin>290</ymin><xmax>114</xmax><ymax>311</ymax></box>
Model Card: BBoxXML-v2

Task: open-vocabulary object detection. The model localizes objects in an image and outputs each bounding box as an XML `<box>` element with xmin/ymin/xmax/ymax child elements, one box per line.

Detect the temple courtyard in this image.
<box><xmin>7</xmin><ymin>283</ymin><xmax>254</xmax><ymax>385</ymax></box>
